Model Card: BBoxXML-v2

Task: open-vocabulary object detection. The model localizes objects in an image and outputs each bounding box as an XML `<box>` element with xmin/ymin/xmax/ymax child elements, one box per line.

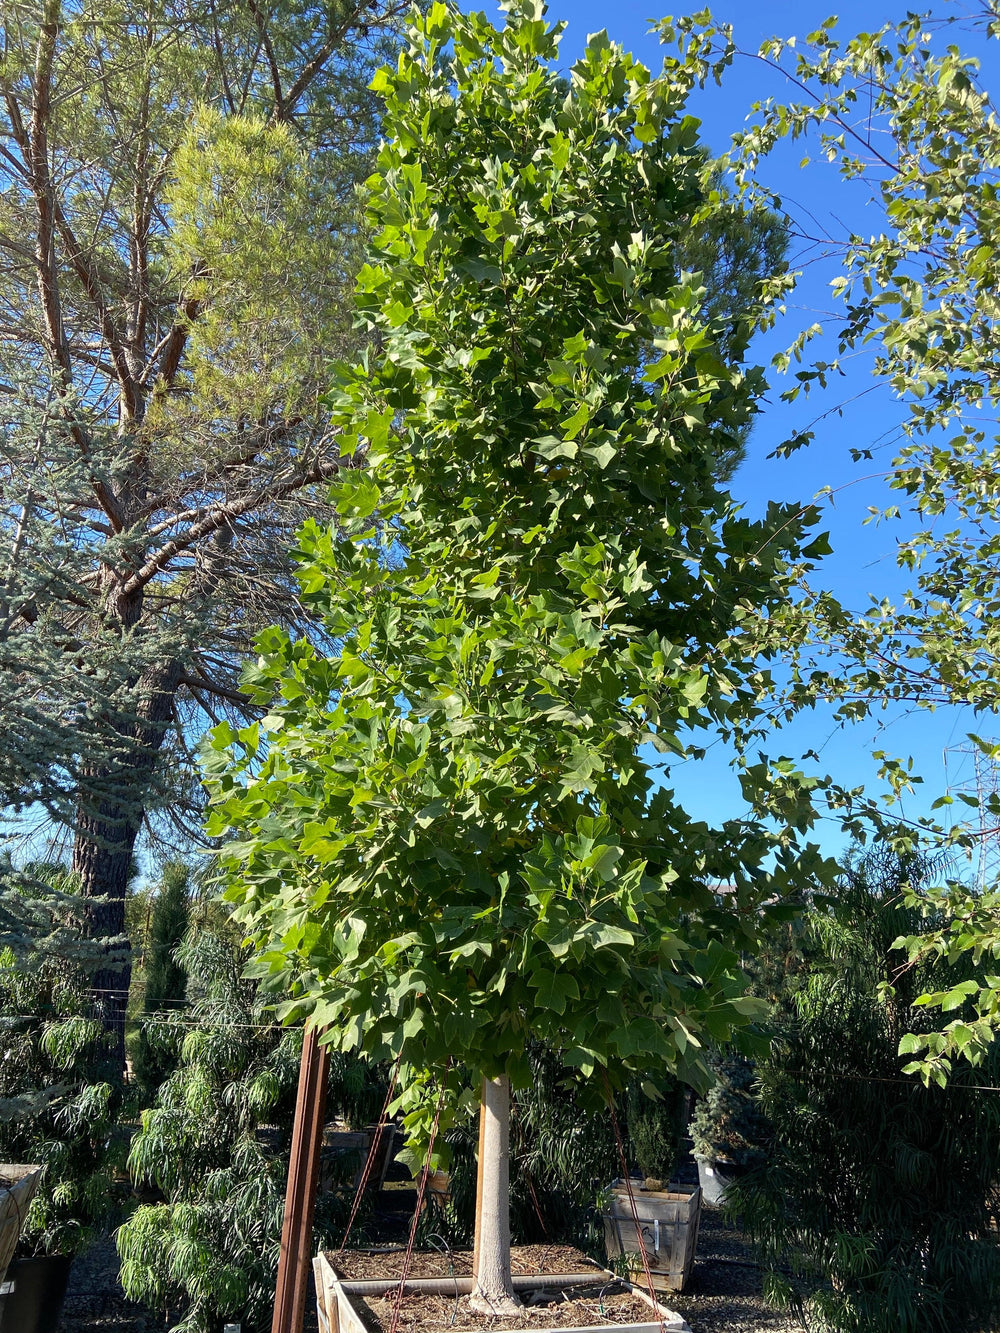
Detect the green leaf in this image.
<box><xmin>530</xmin><ymin>969</ymin><xmax>580</xmax><ymax>1014</ymax></box>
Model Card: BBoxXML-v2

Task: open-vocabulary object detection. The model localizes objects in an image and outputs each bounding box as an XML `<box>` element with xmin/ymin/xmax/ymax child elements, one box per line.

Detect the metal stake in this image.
<box><xmin>271</xmin><ymin>1023</ymin><xmax>330</xmax><ymax>1333</ymax></box>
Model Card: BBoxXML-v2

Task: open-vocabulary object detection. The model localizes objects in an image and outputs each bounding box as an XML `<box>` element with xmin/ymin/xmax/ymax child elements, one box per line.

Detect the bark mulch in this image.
<box><xmin>354</xmin><ymin>1286</ymin><xmax>660</xmax><ymax>1333</ymax></box>
<box><xmin>331</xmin><ymin>1245</ymin><xmax>667</xmax><ymax>1333</ymax></box>
<box><xmin>330</xmin><ymin>1244</ymin><xmax>606</xmax><ymax>1281</ymax></box>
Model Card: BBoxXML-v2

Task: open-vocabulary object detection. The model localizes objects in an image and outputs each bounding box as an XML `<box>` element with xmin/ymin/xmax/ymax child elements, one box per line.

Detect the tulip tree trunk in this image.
<box><xmin>470</xmin><ymin>1075</ymin><xmax>522</xmax><ymax>1317</ymax></box>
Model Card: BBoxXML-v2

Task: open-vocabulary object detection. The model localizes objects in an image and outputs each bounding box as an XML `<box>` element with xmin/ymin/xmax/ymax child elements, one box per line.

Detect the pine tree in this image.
<box><xmin>0</xmin><ymin>0</ymin><xmax>410</xmax><ymax>1063</ymax></box>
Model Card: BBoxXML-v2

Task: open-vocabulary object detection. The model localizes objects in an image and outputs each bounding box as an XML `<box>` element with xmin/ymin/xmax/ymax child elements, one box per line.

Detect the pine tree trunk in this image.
<box><xmin>470</xmin><ymin>1074</ymin><xmax>522</xmax><ymax>1316</ymax></box>
<box><xmin>72</xmin><ymin>657</ymin><xmax>183</xmax><ymax>1072</ymax></box>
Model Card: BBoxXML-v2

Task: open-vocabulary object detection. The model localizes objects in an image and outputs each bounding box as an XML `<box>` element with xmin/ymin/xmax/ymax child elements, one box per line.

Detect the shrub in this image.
<box><xmin>735</xmin><ymin>849</ymin><xmax>1000</xmax><ymax>1333</ymax></box>
<box><xmin>0</xmin><ymin>861</ymin><xmax>127</xmax><ymax>1256</ymax></box>
<box><xmin>118</xmin><ymin>922</ymin><xmax>386</xmax><ymax>1333</ymax></box>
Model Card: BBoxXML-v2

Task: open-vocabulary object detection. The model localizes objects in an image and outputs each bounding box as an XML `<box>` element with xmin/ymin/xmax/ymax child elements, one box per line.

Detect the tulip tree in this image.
<box><xmin>205</xmin><ymin>0</ymin><xmax>831</xmax><ymax>1311</ymax></box>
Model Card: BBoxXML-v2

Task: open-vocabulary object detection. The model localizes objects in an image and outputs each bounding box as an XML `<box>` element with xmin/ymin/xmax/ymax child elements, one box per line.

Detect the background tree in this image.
<box><xmin>703</xmin><ymin>2</ymin><xmax>1000</xmax><ymax>1080</ymax></box>
<box><xmin>205</xmin><ymin>0</ymin><xmax>832</xmax><ymax>1314</ymax></box>
<box><xmin>0</xmin><ymin>0</ymin><xmax>410</xmax><ymax>1059</ymax></box>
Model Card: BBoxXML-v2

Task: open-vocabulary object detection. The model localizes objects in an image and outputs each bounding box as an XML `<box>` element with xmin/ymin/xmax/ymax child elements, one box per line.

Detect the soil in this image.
<box><xmin>331</xmin><ymin>1245</ymin><xmax>606</xmax><ymax>1282</ymax></box>
<box><xmin>354</xmin><ymin>1286</ymin><xmax>659</xmax><ymax>1333</ymax></box>
<box><xmin>331</xmin><ymin>1246</ymin><xmax>665</xmax><ymax>1333</ymax></box>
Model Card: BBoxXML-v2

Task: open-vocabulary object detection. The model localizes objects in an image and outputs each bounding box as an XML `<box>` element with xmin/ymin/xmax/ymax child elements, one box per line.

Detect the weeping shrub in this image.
<box><xmin>117</xmin><ymin>921</ymin><xmax>387</xmax><ymax>1333</ymax></box>
<box><xmin>0</xmin><ymin>860</ymin><xmax>128</xmax><ymax>1256</ymax></box>
<box><xmin>734</xmin><ymin>848</ymin><xmax>1000</xmax><ymax>1333</ymax></box>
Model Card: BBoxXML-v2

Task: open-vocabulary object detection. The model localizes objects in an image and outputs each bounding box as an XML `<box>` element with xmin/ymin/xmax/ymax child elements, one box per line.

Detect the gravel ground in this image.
<box><xmin>55</xmin><ymin>1206</ymin><xmax>799</xmax><ymax>1333</ymax></box>
<box><xmin>59</xmin><ymin>1237</ymin><xmax>169</xmax><ymax>1333</ymax></box>
<box><xmin>666</xmin><ymin>1207</ymin><xmax>804</xmax><ymax>1333</ymax></box>
<box><xmin>57</xmin><ymin>1238</ymin><xmax>320</xmax><ymax>1333</ymax></box>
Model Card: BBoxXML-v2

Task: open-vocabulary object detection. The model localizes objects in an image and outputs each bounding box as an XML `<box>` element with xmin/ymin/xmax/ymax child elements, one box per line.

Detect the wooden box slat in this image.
<box><xmin>0</xmin><ymin>1164</ymin><xmax>42</xmax><ymax>1284</ymax></box>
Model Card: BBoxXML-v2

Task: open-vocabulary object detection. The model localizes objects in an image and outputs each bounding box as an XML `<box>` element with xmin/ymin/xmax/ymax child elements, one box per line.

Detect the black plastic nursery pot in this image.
<box><xmin>0</xmin><ymin>1253</ymin><xmax>73</xmax><ymax>1333</ymax></box>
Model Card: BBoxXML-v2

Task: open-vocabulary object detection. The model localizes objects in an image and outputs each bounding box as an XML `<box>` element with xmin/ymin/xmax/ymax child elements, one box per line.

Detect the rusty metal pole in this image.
<box><xmin>271</xmin><ymin>1023</ymin><xmax>330</xmax><ymax>1333</ymax></box>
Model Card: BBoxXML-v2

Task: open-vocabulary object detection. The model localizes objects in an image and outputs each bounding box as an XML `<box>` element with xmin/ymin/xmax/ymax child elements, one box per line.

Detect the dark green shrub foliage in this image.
<box><xmin>130</xmin><ymin>861</ymin><xmax>190</xmax><ymax>1101</ymax></box>
<box><xmin>735</xmin><ymin>849</ymin><xmax>1000</xmax><ymax>1333</ymax></box>
<box><xmin>625</xmin><ymin>1077</ymin><xmax>685</xmax><ymax>1182</ymax></box>
<box><xmin>0</xmin><ymin>862</ymin><xmax>126</xmax><ymax>1256</ymax></box>
<box><xmin>690</xmin><ymin>1051</ymin><xmax>769</xmax><ymax>1167</ymax></box>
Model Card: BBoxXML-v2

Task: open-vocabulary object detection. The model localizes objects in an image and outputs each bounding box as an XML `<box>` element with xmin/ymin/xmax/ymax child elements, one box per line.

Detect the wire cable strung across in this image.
<box><xmin>388</xmin><ymin>1060</ymin><xmax>452</xmax><ymax>1333</ymax></box>
<box><xmin>336</xmin><ymin>1050</ymin><xmax>403</xmax><ymax>1253</ymax></box>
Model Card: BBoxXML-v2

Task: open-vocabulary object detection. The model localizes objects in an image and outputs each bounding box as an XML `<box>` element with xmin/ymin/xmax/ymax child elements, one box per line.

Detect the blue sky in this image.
<box><xmin>460</xmin><ymin>1</ymin><xmax>1000</xmax><ymax>859</ymax></box>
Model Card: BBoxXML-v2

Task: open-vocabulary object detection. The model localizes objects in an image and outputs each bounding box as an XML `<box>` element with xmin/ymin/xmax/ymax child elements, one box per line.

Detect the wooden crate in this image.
<box><xmin>320</xmin><ymin>1124</ymin><xmax>396</xmax><ymax>1195</ymax></box>
<box><xmin>313</xmin><ymin>1251</ymin><xmax>692</xmax><ymax>1333</ymax></box>
<box><xmin>0</xmin><ymin>1165</ymin><xmax>42</xmax><ymax>1285</ymax></box>
<box><xmin>603</xmin><ymin>1183</ymin><xmax>701</xmax><ymax>1293</ymax></box>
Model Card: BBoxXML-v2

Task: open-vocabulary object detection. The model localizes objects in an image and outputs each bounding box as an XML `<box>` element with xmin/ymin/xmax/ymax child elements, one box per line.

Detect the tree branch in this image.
<box><xmin>270</xmin><ymin>2</ymin><xmax>409</xmax><ymax>125</ymax></box>
<box><xmin>17</xmin><ymin>2</ymin><xmax>125</xmax><ymax>533</ymax></box>
<box><xmin>149</xmin><ymin>265</ymin><xmax>205</xmax><ymax>390</ymax></box>
<box><xmin>177</xmin><ymin>670</ymin><xmax>249</xmax><ymax>708</ymax></box>
<box><xmin>245</xmin><ymin>0</ymin><xmax>286</xmax><ymax>115</ymax></box>
<box><xmin>51</xmin><ymin>203</ymin><xmax>139</xmax><ymax>420</ymax></box>
<box><xmin>118</xmin><ymin>452</ymin><xmax>355</xmax><ymax>597</ymax></box>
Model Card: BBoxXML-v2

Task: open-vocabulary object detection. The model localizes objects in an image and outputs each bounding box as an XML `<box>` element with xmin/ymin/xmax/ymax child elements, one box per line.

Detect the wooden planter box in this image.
<box><xmin>313</xmin><ymin>1252</ymin><xmax>692</xmax><ymax>1333</ymax></box>
<box><xmin>0</xmin><ymin>1165</ymin><xmax>42</xmax><ymax>1285</ymax></box>
<box><xmin>602</xmin><ymin>1182</ymin><xmax>701</xmax><ymax>1293</ymax></box>
<box><xmin>320</xmin><ymin>1124</ymin><xmax>396</xmax><ymax>1195</ymax></box>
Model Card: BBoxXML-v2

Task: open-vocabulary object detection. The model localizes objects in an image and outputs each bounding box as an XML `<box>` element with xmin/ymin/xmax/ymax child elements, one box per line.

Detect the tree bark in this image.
<box><xmin>72</xmin><ymin>656</ymin><xmax>183</xmax><ymax>1071</ymax></box>
<box><xmin>470</xmin><ymin>1075</ymin><xmax>522</xmax><ymax>1317</ymax></box>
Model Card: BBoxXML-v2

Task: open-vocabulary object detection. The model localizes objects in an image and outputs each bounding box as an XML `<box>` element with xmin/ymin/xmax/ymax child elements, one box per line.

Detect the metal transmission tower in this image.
<box><xmin>944</xmin><ymin>741</ymin><xmax>1000</xmax><ymax>890</ymax></box>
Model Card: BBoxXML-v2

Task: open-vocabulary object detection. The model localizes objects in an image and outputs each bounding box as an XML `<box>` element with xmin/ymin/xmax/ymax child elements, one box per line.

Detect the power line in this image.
<box><xmin>1</xmin><ymin>1010</ymin><xmax>291</xmax><ymax>1032</ymax></box>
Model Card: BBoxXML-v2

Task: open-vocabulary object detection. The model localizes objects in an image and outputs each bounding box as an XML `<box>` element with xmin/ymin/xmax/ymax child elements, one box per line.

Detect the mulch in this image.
<box><xmin>353</xmin><ymin>1287</ymin><xmax>659</xmax><ymax>1333</ymax></box>
<box><xmin>330</xmin><ymin>1244</ymin><xmax>606</xmax><ymax>1281</ymax></box>
<box><xmin>330</xmin><ymin>1245</ymin><xmax>666</xmax><ymax>1333</ymax></box>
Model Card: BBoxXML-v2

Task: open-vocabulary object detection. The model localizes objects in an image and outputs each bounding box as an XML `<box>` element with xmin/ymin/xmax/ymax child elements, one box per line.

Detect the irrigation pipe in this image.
<box><xmin>340</xmin><ymin>1271</ymin><xmax>616</xmax><ymax>1297</ymax></box>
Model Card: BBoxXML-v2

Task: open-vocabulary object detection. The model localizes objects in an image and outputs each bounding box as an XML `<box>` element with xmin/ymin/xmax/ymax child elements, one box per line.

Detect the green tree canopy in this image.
<box><xmin>207</xmin><ymin>0</ymin><xmax>830</xmax><ymax>1131</ymax></box>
